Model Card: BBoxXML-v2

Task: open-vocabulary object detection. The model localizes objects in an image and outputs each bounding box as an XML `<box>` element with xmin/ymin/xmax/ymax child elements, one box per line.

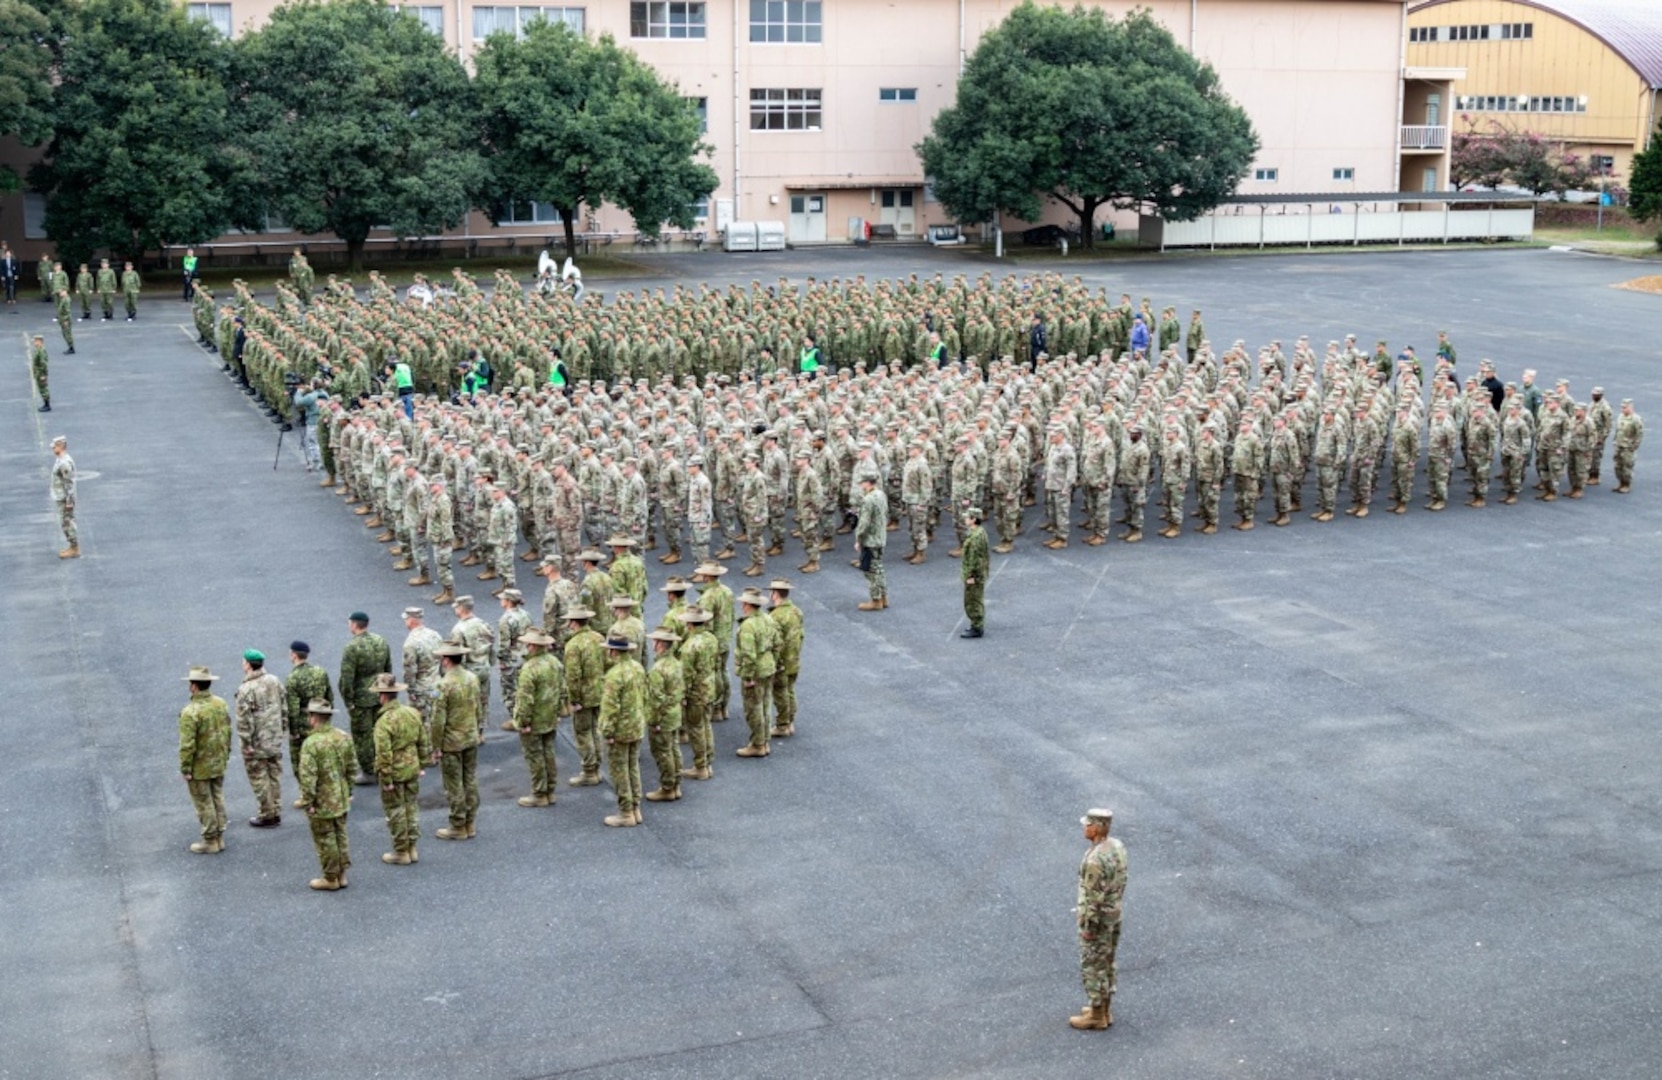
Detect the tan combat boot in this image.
<box><xmin>431</xmin><ymin>587</ymin><xmax>454</xmax><ymax>605</ymax></box>
<box><xmin>309</xmin><ymin>877</ymin><xmax>342</xmax><ymax>891</ymax></box>
<box><xmin>59</xmin><ymin>544</ymin><xmax>80</xmax><ymax>559</ymax></box>
<box><xmin>393</xmin><ymin>558</ymin><xmax>414</xmax><ymax>571</ymax></box>
<box><xmin>1067</xmin><ymin>1002</ymin><xmax>1110</xmax><ymax>1030</ymax></box>
<box><xmin>569</xmin><ymin>771</ymin><xmax>601</xmax><ymax>787</ymax></box>
<box><xmin>1122</xmin><ymin>530</ymin><xmax>1142</xmax><ymax>543</ymax></box>
<box><xmin>382</xmin><ymin>851</ymin><xmax>412</xmax><ymax>865</ymax></box>
<box><xmin>407</xmin><ymin>570</ymin><xmax>431</xmax><ymax>586</ymax></box>
<box><xmin>517</xmin><ymin>794</ymin><xmax>550</xmax><ymax>807</ymax></box>
<box><xmin>435</xmin><ymin>826</ymin><xmax>468</xmax><ymax>841</ymax></box>
<box><xmin>603</xmin><ymin>812</ymin><xmax>637</xmax><ymax>827</ymax></box>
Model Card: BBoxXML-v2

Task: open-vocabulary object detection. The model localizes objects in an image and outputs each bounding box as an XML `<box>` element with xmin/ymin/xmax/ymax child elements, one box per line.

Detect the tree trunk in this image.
<box><xmin>1075</xmin><ymin>197</ymin><xmax>1103</xmax><ymax>250</ymax></box>
<box><xmin>560</xmin><ymin>206</ymin><xmax>579</xmax><ymax>259</ymax></box>
<box><xmin>346</xmin><ymin>237</ymin><xmax>366</xmax><ymax>273</ymax></box>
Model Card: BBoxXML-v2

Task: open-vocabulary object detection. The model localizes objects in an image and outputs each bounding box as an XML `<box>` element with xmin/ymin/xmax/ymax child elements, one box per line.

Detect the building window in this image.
<box><xmin>391</xmin><ymin>4</ymin><xmax>445</xmax><ymax>33</ymax></box>
<box><xmin>500</xmin><ymin>201</ymin><xmax>564</xmax><ymax>225</ymax></box>
<box><xmin>749</xmin><ymin>88</ymin><xmax>821</xmax><ymax>131</ymax></box>
<box><xmin>1457</xmin><ymin>94</ymin><xmax>1587</xmax><ymax>114</ymax></box>
<box><xmin>688</xmin><ymin>195</ymin><xmax>710</xmax><ymax>221</ymax></box>
<box><xmin>187</xmin><ymin>2</ymin><xmax>233</xmax><ymax>36</ymax></box>
<box><xmin>631</xmin><ymin>2</ymin><xmax>704</xmax><ymax>39</ymax></box>
<box><xmin>1500</xmin><ymin>22</ymin><xmax>1532</xmax><ymax>39</ymax></box>
<box><xmin>879</xmin><ymin>88</ymin><xmax>917</xmax><ymax>103</ymax></box>
<box><xmin>1253</xmin><ymin>168</ymin><xmax>1278</xmax><ymax>182</ymax></box>
<box><xmin>749</xmin><ymin>0</ymin><xmax>821</xmax><ymax>43</ymax></box>
<box><xmin>688</xmin><ymin>96</ymin><xmax>708</xmax><ymax>133</ymax></box>
<box><xmin>1332</xmin><ymin>167</ymin><xmax>1354</xmax><ymax>181</ymax></box>
<box><xmin>1594</xmin><ymin>155</ymin><xmax>1615</xmax><ymax>175</ymax></box>
<box><xmin>473</xmin><ymin>6</ymin><xmax>584</xmax><ymax>40</ymax></box>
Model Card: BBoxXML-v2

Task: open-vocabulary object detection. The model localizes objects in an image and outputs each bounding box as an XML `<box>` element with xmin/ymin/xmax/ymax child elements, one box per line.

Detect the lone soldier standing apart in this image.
<box><xmin>51</xmin><ymin>436</ymin><xmax>77</xmax><ymax>558</ymax></box>
<box><xmin>1071</xmin><ymin>807</ymin><xmax>1128</xmax><ymax>1031</ymax></box>
<box><xmin>236</xmin><ymin>649</ymin><xmax>286</xmax><ymax>827</ymax></box>
<box><xmin>30</xmin><ymin>334</ymin><xmax>50</xmax><ymax>412</ymax></box>
<box><xmin>178</xmin><ymin>665</ymin><xmax>231</xmax><ymax>854</ymax></box>
<box><xmin>297</xmin><ymin>699</ymin><xmax>356</xmax><ymax>891</ymax></box>
<box><xmin>960</xmin><ymin>507</ymin><xmax>988</xmax><ymax>638</ymax></box>
<box><xmin>371</xmin><ymin>672</ymin><xmax>428</xmax><ymax>865</ymax></box>
<box><xmin>338</xmin><ymin>611</ymin><xmax>392</xmax><ymax>785</ymax></box>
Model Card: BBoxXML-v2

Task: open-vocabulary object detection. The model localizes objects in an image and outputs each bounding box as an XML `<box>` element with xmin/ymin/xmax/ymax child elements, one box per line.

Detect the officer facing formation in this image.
<box><xmin>1071</xmin><ymin>808</ymin><xmax>1128</xmax><ymax>1031</ymax></box>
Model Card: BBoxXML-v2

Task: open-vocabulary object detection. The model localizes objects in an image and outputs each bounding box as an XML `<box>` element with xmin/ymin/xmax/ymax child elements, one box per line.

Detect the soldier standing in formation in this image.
<box><xmin>236</xmin><ymin>649</ymin><xmax>286</xmax><ymax>828</ymax></box>
<box><xmin>283</xmin><ymin>641</ymin><xmax>332</xmax><ymax>807</ymax></box>
<box><xmin>598</xmin><ymin>635</ymin><xmax>647</xmax><ymax>827</ymax></box>
<box><xmin>178</xmin><ymin>666</ymin><xmax>232</xmax><ymax>854</ymax></box>
<box><xmin>512</xmin><ymin>628</ymin><xmax>565</xmax><ymax>808</ymax></box>
<box><xmin>371</xmin><ymin>672</ymin><xmax>428</xmax><ymax>865</ymax></box>
<box><xmin>431</xmin><ymin>641</ymin><xmax>481</xmax><ymax>840</ymax></box>
<box><xmin>30</xmin><ymin>334</ymin><xmax>50</xmax><ymax>412</ymax></box>
<box><xmin>643</xmin><ymin>628</ymin><xmax>684</xmax><ymax>802</ymax></box>
<box><xmin>338</xmin><ymin>611</ymin><xmax>393</xmax><ymax>785</ymax></box>
<box><xmin>959</xmin><ymin>507</ymin><xmax>988</xmax><ymax>638</ymax></box>
<box><xmin>297</xmin><ymin>698</ymin><xmax>356</xmax><ymax>891</ymax></box>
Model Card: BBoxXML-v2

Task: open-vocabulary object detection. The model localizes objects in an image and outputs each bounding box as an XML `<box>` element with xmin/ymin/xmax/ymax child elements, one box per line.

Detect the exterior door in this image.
<box><xmin>879</xmin><ymin>189</ymin><xmax>916</xmax><ymax>235</ymax></box>
<box><xmin>788</xmin><ymin>193</ymin><xmax>827</xmax><ymax>242</ymax></box>
<box><xmin>1425</xmin><ymin>93</ymin><xmax>1441</xmax><ymax>127</ymax></box>
<box><xmin>1422</xmin><ymin>167</ymin><xmax>1439</xmax><ymax>192</ymax></box>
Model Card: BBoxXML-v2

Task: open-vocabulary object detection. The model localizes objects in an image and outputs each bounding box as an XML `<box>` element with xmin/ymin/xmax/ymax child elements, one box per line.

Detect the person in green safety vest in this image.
<box><xmin>181</xmin><ymin>248</ymin><xmax>199</xmax><ymax>301</ymax></box>
<box><xmin>548</xmin><ymin>347</ymin><xmax>571</xmax><ymax>395</ymax></box>
<box><xmin>390</xmin><ymin>355</ymin><xmax>415</xmax><ymax>418</ymax></box>
<box><xmin>798</xmin><ymin>335</ymin><xmax>821</xmax><ymax>380</ymax></box>
<box><xmin>928</xmin><ymin>331</ymin><xmax>948</xmax><ymax>369</ymax></box>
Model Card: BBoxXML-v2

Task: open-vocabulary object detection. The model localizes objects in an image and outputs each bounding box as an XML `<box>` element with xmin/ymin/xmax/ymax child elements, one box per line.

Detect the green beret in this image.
<box><xmin>243</xmin><ymin>649</ymin><xmax>265</xmax><ymax>663</ymax></box>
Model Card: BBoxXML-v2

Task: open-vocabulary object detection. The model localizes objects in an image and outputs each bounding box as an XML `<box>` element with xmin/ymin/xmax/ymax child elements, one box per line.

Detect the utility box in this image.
<box><xmin>756</xmin><ymin>221</ymin><xmax>787</xmax><ymax>251</ymax></box>
<box><xmin>722</xmin><ymin>222</ymin><xmax>759</xmax><ymax>252</ymax></box>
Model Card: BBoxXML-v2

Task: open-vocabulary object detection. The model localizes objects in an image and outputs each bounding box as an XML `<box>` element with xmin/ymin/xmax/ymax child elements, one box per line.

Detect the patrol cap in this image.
<box><xmin>1592</xmin><ymin>386</ymin><xmax>1604</xmax><ymax>395</ymax></box>
<box><xmin>689</xmin><ymin>455</ymin><xmax>705</xmax><ymax>466</ymax></box>
<box><xmin>521</xmin><ymin>629</ymin><xmax>555</xmax><ymax>646</ymax></box>
<box><xmin>52</xmin><ymin>435</ymin><xmax>66</xmax><ymax>446</ymax></box>
<box><xmin>540</xmin><ymin>554</ymin><xmax>562</xmax><ymax>569</ymax></box>
<box><xmin>182</xmin><ymin>665</ymin><xmax>219</xmax><ymax>682</ymax></box>
<box><xmin>453</xmin><ymin>594</ymin><xmax>474</xmax><ymax>608</ymax></box>
<box><xmin>647</xmin><ymin>629</ymin><xmax>680</xmax><ymax>644</ymax></box>
<box><xmin>289</xmin><ymin>640</ymin><xmax>311</xmax><ymax>655</ymax></box>
<box><xmin>306</xmin><ymin>698</ymin><xmax>336</xmax><ymax>715</ymax></box>
<box><xmin>370</xmin><ymin>672</ymin><xmax>407</xmax><ymax>693</ymax></box>
<box><xmin>243</xmin><ymin>649</ymin><xmax>265</xmax><ymax>663</ymax></box>
<box><xmin>402</xmin><ymin>607</ymin><xmax>424</xmax><ymax>620</ymax></box>
<box><xmin>1080</xmin><ymin>808</ymin><xmax>1113</xmax><ymax>826</ymax></box>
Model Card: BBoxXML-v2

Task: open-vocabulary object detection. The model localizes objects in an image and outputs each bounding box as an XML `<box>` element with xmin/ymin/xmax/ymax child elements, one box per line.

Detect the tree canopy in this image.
<box><xmin>1450</xmin><ymin>119</ymin><xmax>1596</xmax><ymax>197</ymax></box>
<box><xmin>1628</xmin><ymin>124</ymin><xmax>1662</xmax><ymax>247</ymax></box>
<box><xmin>918</xmin><ymin>3</ymin><xmax>1258</xmax><ymax>248</ymax></box>
<box><xmin>0</xmin><ymin>0</ymin><xmax>53</xmax><ymax>192</ymax></box>
<box><xmin>27</xmin><ymin>0</ymin><xmax>237</xmax><ymax>262</ymax></box>
<box><xmin>231</xmin><ymin>0</ymin><xmax>483</xmax><ymax>268</ymax></box>
<box><xmin>472</xmin><ymin>20</ymin><xmax>717</xmax><ymax>257</ymax></box>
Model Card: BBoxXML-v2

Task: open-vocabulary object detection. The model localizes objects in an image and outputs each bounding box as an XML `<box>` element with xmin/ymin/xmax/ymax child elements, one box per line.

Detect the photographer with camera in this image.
<box><xmin>291</xmin><ymin>376</ymin><xmax>329</xmax><ymax>474</ymax></box>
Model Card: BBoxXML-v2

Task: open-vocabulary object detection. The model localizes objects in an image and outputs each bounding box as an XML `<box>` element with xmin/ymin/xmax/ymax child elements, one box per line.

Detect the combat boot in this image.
<box><xmin>465</xmin><ymin>822</ymin><xmax>476</xmax><ymax>838</ymax></box>
<box><xmin>189</xmin><ymin>839</ymin><xmax>219</xmax><ymax>854</ymax></box>
<box><xmin>603</xmin><ymin>813</ymin><xmax>638</xmax><ymax>827</ymax></box>
<box><xmin>1067</xmin><ymin>1002</ymin><xmax>1109</xmax><ymax>1031</ymax></box>
<box><xmin>1567</xmin><ymin>488</ymin><xmax>1583</xmax><ymax>499</ymax></box>
<box><xmin>799</xmin><ymin>559</ymin><xmax>820</xmax><ymax>574</ymax></box>
<box><xmin>431</xmin><ymin>587</ymin><xmax>454</xmax><ymax>605</ymax></box>
<box><xmin>364</xmin><ymin>515</ymin><xmax>384</xmax><ymax>528</ymax></box>
<box><xmin>1471</xmin><ymin>496</ymin><xmax>1487</xmax><ymax>508</ymax></box>
<box><xmin>1232</xmin><ymin>520</ymin><xmax>1254</xmax><ymax>531</ymax></box>
<box><xmin>435</xmin><ymin>826</ymin><xmax>468</xmax><ymax>841</ymax></box>
<box><xmin>1271</xmin><ymin>514</ymin><xmax>1289</xmax><ymax>526</ymax></box>
<box><xmin>520</xmin><ymin>549</ymin><xmax>541</xmax><ymax>562</ymax></box>
<box><xmin>715</xmin><ymin>546</ymin><xmax>736</xmax><ymax>559</ymax></box>
<box><xmin>375</xmin><ymin>529</ymin><xmax>395</xmax><ymax>542</ymax></box>
<box><xmin>736</xmin><ymin>744</ymin><xmax>769</xmax><ymax>757</ymax></box>
<box><xmin>477</xmin><ymin>568</ymin><xmax>499</xmax><ymax>581</ymax></box>
<box><xmin>644</xmin><ymin>787</ymin><xmax>679</xmax><ymax>802</ymax></box>
<box><xmin>381</xmin><ymin>851</ymin><xmax>412</xmax><ymax>865</ymax></box>
<box><xmin>857</xmin><ymin>599</ymin><xmax>881</xmax><ymax>611</ymax></box>
<box><xmin>820</xmin><ymin>539</ymin><xmax>835</xmax><ymax>552</ymax></box>
<box><xmin>309</xmin><ymin>877</ymin><xmax>342</xmax><ymax>891</ymax></box>
<box><xmin>1122</xmin><ymin>529</ymin><xmax>1142</xmax><ymax>543</ymax></box>
<box><xmin>569</xmin><ymin>771</ymin><xmax>602</xmax><ymax>787</ymax></box>
<box><xmin>993</xmin><ymin>542</ymin><xmax>1014</xmax><ymax>554</ymax></box>
<box><xmin>517</xmin><ymin>794</ymin><xmax>550</xmax><ymax>807</ymax></box>
<box><xmin>766</xmin><ymin>544</ymin><xmax>785</xmax><ymax>556</ymax></box>
<box><xmin>354</xmin><ymin>505</ymin><xmax>372</xmax><ymax>516</ymax></box>
<box><xmin>392</xmin><ymin>560</ymin><xmax>413</xmax><ymax>576</ymax></box>
<box><xmin>322</xmin><ymin>472</ymin><xmax>335</xmax><ymax>488</ymax></box>
<box><xmin>1502</xmin><ymin>494</ymin><xmax>1518</xmax><ymax>504</ymax></box>
<box><xmin>459</xmin><ymin>551</ymin><xmax>482</xmax><ymax>567</ymax></box>
<box><xmin>1200</xmin><ymin>523</ymin><xmax>1219</xmax><ymax>534</ymax></box>
<box><xmin>1615</xmin><ymin>484</ymin><xmax>1631</xmax><ymax>493</ymax></box>
<box><xmin>58</xmin><ymin>544</ymin><xmax>80</xmax><ymax>559</ymax></box>
<box><xmin>948</xmin><ymin>546</ymin><xmax>963</xmax><ymax>558</ymax></box>
<box><xmin>1354</xmin><ymin>506</ymin><xmax>1369</xmax><ymax>518</ymax></box>
<box><xmin>407</xmin><ymin>569</ymin><xmax>431</xmax><ymax>586</ymax></box>
<box><xmin>660</xmin><ymin>552</ymin><xmax>682</xmax><ymax>565</ymax></box>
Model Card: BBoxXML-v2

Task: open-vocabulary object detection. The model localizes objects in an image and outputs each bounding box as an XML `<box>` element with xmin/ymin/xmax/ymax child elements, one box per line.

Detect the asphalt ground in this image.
<box><xmin>2</xmin><ymin>245</ymin><xmax>1659</xmax><ymax>1080</ymax></box>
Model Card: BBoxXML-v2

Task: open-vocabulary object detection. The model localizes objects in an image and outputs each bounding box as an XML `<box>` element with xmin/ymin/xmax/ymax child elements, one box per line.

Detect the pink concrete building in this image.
<box><xmin>2</xmin><ymin>0</ymin><xmax>1434</xmax><ymax>257</ymax></box>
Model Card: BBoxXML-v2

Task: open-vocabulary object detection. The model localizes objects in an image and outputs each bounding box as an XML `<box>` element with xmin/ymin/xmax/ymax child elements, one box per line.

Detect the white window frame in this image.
<box><xmin>187</xmin><ymin>2</ymin><xmax>233</xmax><ymax>36</ymax></box>
<box><xmin>499</xmin><ymin>201</ymin><xmax>565</xmax><ymax>225</ymax></box>
<box><xmin>879</xmin><ymin>88</ymin><xmax>917</xmax><ymax>103</ymax></box>
<box><xmin>688</xmin><ymin>195</ymin><xmax>710</xmax><ymax>221</ymax></box>
<box><xmin>631</xmin><ymin>1</ymin><xmax>705</xmax><ymax>39</ymax></box>
<box><xmin>1253</xmin><ymin>168</ymin><xmax>1278</xmax><ymax>182</ymax></box>
<box><xmin>749</xmin><ymin>88</ymin><xmax>822</xmax><ymax>131</ymax></box>
<box><xmin>1332</xmin><ymin>167</ymin><xmax>1354</xmax><ymax>181</ymax></box>
<box><xmin>687</xmin><ymin>95</ymin><xmax>708</xmax><ymax>133</ymax></box>
<box><xmin>391</xmin><ymin>4</ymin><xmax>445</xmax><ymax>34</ymax></box>
<box><xmin>749</xmin><ymin>0</ymin><xmax>821</xmax><ymax>44</ymax></box>
<box><xmin>472</xmin><ymin>6</ymin><xmax>584</xmax><ymax>41</ymax></box>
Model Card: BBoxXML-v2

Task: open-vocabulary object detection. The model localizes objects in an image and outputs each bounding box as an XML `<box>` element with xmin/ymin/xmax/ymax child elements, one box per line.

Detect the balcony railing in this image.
<box><xmin>1401</xmin><ymin>124</ymin><xmax>1448</xmax><ymax>150</ymax></box>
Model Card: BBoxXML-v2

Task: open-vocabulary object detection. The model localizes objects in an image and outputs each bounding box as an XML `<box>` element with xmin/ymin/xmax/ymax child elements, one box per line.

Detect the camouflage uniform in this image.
<box><xmin>740</xmin><ymin>461</ymin><xmax>770</xmax><ymax>575</ymax></box>
<box><xmin>513</xmin><ymin>647</ymin><xmax>567</xmax><ymax>801</ymax></box>
<box><xmin>698</xmin><ymin>577</ymin><xmax>735</xmax><ymax>718</ymax></box>
<box><xmin>645</xmin><ymin>645</ymin><xmax>684</xmax><ymax>797</ymax></box>
<box><xmin>451</xmin><ymin>611</ymin><xmax>495</xmax><ymax>724</ymax></box>
<box><xmin>734</xmin><ymin>608</ymin><xmax>777</xmax><ymax>751</ymax></box>
<box><xmin>179</xmin><ymin>689</ymin><xmax>232</xmax><ymax>847</ymax></box>
<box><xmin>686</xmin><ymin>465</ymin><xmax>713</xmax><ymax>565</ymax></box>
<box><xmin>236</xmin><ymin>667</ymin><xmax>286</xmax><ymax>821</ymax></box>
<box><xmin>1078</xmin><ymin>833</ymin><xmax>1129</xmax><ymax>1008</ymax></box>
<box><xmin>338</xmin><ymin>630</ymin><xmax>392</xmax><ymax>777</ymax></box>
<box><xmin>299</xmin><ymin>720</ymin><xmax>356</xmax><ymax>884</ymax></box>
<box><xmin>284</xmin><ymin>660</ymin><xmax>333</xmax><ymax>779</ymax></box>
<box><xmin>373</xmin><ymin>697</ymin><xmax>430</xmax><ymax>858</ymax></box>
<box><xmin>855</xmin><ymin>485</ymin><xmax>889</xmax><ymax>604</ymax></box>
<box><xmin>677</xmin><ymin>619</ymin><xmax>719</xmax><ymax>774</ymax></box>
<box><xmin>1613</xmin><ymin>403</ymin><xmax>1643</xmax><ymax>490</ymax></box>
<box><xmin>431</xmin><ymin>664</ymin><xmax>481</xmax><ymax>833</ymax></box>
<box><xmin>598</xmin><ymin>649</ymin><xmax>649</xmax><ymax>819</ymax></box>
<box><xmin>564</xmin><ymin>625</ymin><xmax>607</xmax><ymax>780</ymax></box>
<box><xmin>402</xmin><ymin>624</ymin><xmax>442</xmax><ymax>724</ymax></box>
<box><xmin>769</xmin><ymin>597</ymin><xmax>803</xmax><ymax>735</ymax></box>
<box><xmin>497</xmin><ymin>601</ymin><xmax>533</xmax><ymax>723</ymax></box>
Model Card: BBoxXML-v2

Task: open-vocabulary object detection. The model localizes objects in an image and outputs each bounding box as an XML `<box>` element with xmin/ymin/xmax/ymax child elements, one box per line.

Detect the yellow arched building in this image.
<box><xmin>1408</xmin><ymin>0</ymin><xmax>1662</xmax><ymax>183</ymax></box>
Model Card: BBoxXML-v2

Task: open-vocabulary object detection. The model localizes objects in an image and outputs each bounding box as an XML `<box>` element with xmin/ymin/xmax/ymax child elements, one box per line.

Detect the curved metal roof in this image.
<box><xmin>1412</xmin><ymin>0</ymin><xmax>1662</xmax><ymax>88</ymax></box>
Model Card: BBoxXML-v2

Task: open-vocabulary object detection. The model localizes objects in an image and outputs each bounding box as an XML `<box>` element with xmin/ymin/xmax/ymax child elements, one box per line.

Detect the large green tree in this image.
<box><xmin>232</xmin><ymin>0</ymin><xmax>482</xmax><ymax>269</ymax></box>
<box><xmin>0</xmin><ymin>0</ymin><xmax>53</xmax><ymax>193</ymax></box>
<box><xmin>1627</xmin><ymin>122</ymin><xmax>1662</xmax><ymax>247</ymax></box>
<box><xmin>28</xmin><ymin>0</ymin><xmax>236</xmax><ymax>262</ymax></box>
<box><xmin>472</xmin><ymin>20</ymin><xmax>717</xmax><ymax>257</ymax></box>
<box><xmin>918</xmin><ymin>3</ymin><xmax>1258</xmax><ymax>248</ymax></box>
